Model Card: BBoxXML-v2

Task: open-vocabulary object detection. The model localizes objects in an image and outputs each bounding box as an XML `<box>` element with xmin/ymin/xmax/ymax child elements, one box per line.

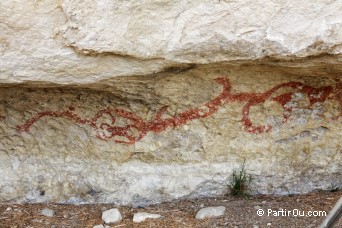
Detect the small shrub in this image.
<box><xmin>229</xmin><ymin>160</ymin><xmax>252</xmax><ymax>197</ymax></box>
<box><xmin>329</xmin><ymin>183</ymin><xmax>340</xmax><ymax>193</ymax></box>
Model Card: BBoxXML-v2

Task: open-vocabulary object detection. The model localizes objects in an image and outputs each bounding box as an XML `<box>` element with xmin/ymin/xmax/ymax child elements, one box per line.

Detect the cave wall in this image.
<box><xmin>0</xmin><ymin>0</ymin><xmax>341</xmax><ymax>204</ymax></box>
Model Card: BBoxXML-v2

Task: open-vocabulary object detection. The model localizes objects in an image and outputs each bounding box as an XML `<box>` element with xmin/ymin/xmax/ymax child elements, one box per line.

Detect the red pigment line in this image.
<box><xmin>332</xmin><ymin>77</ymin><xmax>342</xmax><ymax>120</ymax></box>
<box><xmin>16</xmin><ymin>77</ymin><xmax>337</xmax><ymax>144</ymax></box>
<box><xmin>239</xmin><ymin>81</ymin><xmax>333</xmax><ymax>133</ymax></box>
<box><xmin>17</xmin><ymin>106</ymin><xmax>92</xmax><ymax>133</ymax></box>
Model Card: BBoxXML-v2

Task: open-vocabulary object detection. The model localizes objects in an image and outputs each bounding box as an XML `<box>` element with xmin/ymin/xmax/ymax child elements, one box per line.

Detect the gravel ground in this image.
<box><xmin>0</xmin><ymin>190</ymin><xmax>341</xmax><ymax>228</ymax></box>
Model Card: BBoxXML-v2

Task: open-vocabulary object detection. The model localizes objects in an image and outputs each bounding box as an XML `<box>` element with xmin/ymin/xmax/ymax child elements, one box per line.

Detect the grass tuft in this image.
<box><xmin>229</xmin><ymin>160</ymin><xmax>252</xmax><ymax>197</ymax></box>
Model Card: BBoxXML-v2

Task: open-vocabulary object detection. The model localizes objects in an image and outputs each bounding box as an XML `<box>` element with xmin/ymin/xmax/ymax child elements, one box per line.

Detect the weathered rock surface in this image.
<box><xmin>0</xmin><ymin>0</ymin><xmax>341</xmax><ymax>205</ymax></box>
<box><xmin>0</xmin><ymin>0</ymin><xmax>341</xmax><ymax>84</ymax></box>
<box><xmin>0</xmin><ymin>69</ymin><xmax>341</xmax><ymax>204</ymax></box>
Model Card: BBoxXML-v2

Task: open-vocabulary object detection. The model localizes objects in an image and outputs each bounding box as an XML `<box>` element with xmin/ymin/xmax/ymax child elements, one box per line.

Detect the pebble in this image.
<box><xmin>133</xmin><ymin>212</ymin><xmax>161</xmax><ymax>223</ymax></box>
<box><xmin>267</xmin><ymin>222</ymin><xmax>272</xmax><ymax>226</ymax></box>
<box><xmin>31</xmin><ymin>219</ymin><xmax>42</xmax><ymax>223</ymax></box>
<box><xmin>41</xmin><ymin>208</ymin><xmax>55</xmax><ymax>217</ymax></box>
<box><xmin>93</xmin><ymin>225</ymin><xmax>104</xmax><ymax>228</ymax></box>
<box><xmin>94</xmin><ymin>225</ymin><xmax>110</xmax><ymax>228</ymax></box>
<box><xmin>254</xmin><ymin>206</ymin><xmax>261</xmax><ymax>210</ymax></box>
<box><xmin>195</xmin><ymin>206</ymin><xmax>226</xmax><ymax>220</ymax></box>
<box><xmin>102</xmin><ymin>208</ymin><xmax>122</xmax><ymax>224</ymax></box>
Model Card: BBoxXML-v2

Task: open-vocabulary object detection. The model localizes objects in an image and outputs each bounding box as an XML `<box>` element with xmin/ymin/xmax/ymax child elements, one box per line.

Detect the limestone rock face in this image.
<box><xmin>0</xmin><ymin>67</ymin><xmax>341</xmax><ymax>204</ymax></box>
<box><xmin>0</xmin><ymin>0</ymin><xmax>341</xmax><ymax>84</ymax></box>
<box><xmin>0</xmin><ymin>0</ymin><xmax>341</xmax><ymax>205</ymax></box>
<box><xmin>59</xmin><ymin>0</ymin><xmax>342</xmax><ymax>61</ymax></box>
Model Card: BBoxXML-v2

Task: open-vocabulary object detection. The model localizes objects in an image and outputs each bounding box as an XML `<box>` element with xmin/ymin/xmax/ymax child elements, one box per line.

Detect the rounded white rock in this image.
<box><xmin>101</xmin><ymin>208</ymin><xmax>122</xmax><ymax>224</ymax></box>
<box><xmin>195</xmin><ymin>206</ymin><xmax>226</xmax><ymax>220</ymax></box>
<box><xmin>93</xmin><ymin>225</ymin><xmax>104</xmax><ymax>228</ymax></box>
<box><xmin>133</xmin><ymin>212</ymin><xmax>161</xmax><ymax>223</ymax></box>
<box><xmin>41</xmin><ymin>208</ymin><xmax>55</xmax><ymax>217</ymax></box>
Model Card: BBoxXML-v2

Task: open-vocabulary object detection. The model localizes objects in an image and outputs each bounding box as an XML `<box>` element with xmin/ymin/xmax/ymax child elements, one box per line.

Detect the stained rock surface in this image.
<box><xmin>0</xmin><ymin>0</ymin><xmax>341</xmax><ymax>205</ymax></box>
<box><xmin>0</xmin><ymin>67</ymin><xmax>341</xmax><ymax>204</ymax></box>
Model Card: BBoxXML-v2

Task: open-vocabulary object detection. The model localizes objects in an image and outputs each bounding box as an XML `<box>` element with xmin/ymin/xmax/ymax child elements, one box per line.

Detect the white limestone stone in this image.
<box><xmin>41</xmin><ymin>208</ymin><xmax>55</xmax><ymax>217</ymax></box>
<box><xmin>93</xmin><ymin>225</ymin><xmax>104</xmax><ymax>228</ymax></box>
<box><xmin>133</xmin><ymin>212</ymin><xmax>161</xmax><ymax>223</ymax></box>
<box><xmin>195</xmin><ymin>206</ymin><xmax>226</xmax><ymax>220</ymax></box>
<box><xmin>101</xmin><ymin>208</ymin><xmax>122</xmax><ymax>224</ymax></box>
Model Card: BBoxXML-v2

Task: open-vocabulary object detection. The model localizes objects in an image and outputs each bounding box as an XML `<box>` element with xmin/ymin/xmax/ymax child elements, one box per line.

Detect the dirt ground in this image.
<box><xmin>0</xmin><ymin>190</ymin><xmax>341</xmax><ymax>228</ymax></box>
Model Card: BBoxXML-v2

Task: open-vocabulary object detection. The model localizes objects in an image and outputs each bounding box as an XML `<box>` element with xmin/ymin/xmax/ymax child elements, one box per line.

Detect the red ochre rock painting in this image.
<box><xmin>332</xmin><ymin>78</ymin><xmax>342</xmax><ymax>120</ymax></box>
<box><xmin>15</xmin><ymin>77</ymin><xmax>341</xmax><ymax>144</ymax></box>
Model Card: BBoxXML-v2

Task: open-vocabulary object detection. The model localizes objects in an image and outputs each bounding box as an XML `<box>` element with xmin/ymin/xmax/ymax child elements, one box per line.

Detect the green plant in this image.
<box><xmin>229</xmin><ymin>160</ymin><xmax>252</xmax><ymax>197</ymax></box>
<box><xmin>329</xmin><ymin>183</ymin><xmax>340</xmax><ymax>193</ymax></box>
